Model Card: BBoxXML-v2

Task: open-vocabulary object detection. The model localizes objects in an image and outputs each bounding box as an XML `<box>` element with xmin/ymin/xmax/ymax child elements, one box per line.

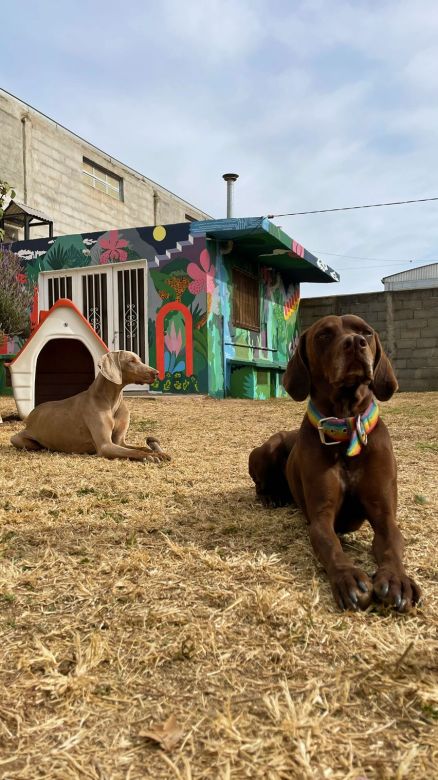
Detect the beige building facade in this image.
<box><xmin>0</xmin><ymin>89</ymin><xmax>211</xmax><ymax>241</ymax></box>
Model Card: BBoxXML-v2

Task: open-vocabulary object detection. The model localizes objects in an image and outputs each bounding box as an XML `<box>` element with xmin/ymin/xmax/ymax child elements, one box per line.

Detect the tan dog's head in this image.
<box><xmin>98</xmin><ymin>351</ymin><xmax>159</xmax><ymax>386</ymax></box>
<box><xmin>283</xmin><ymin>315</ymin><xmax>398</xmax><ymax>402</ymax></box>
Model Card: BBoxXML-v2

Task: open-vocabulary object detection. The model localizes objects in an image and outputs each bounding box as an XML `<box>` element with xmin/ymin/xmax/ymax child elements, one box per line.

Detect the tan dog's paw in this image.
<box><xmin>141</xmin><ymin>452</ymin><xmax>162</xmax><ymax>463</ymax></box>
<box><xmin>373</xmin><ymin>569</ymin><xmax>421</xmax><ymax>612</ymax></box>
<box><xmin>142</xmin><ymin>451</ymin><xmax>171</xmax><ymax>463</ymax></box>
<box><xmin>146</xmin><ymin>437</ymin><xmax>170</xmax><ymax>460</ymax></box>
<box><xmin>330</xmin><ymin>567</ymin><xmax>373</xmax><ymax>611</ymax></box>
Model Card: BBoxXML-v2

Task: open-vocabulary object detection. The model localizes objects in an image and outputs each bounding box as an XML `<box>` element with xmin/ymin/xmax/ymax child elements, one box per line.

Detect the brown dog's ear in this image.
<box><xmin>370</xmin><ymin>333</ymin><xmax>398</xmax><ymax>401</ymax></box>
<box><xmin>99</xmin><ymin>351</ymin><xmax>123</xmax><ymax>385</ymax></box>
<box><xmin>283</xmin><ymin>330</ymin><xmax>310</xmax><ymax>401</ymax></box>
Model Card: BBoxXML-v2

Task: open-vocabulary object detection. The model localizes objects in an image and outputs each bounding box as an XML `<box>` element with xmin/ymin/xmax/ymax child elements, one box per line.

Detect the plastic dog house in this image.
<box><xmin>9</xmin><ymin>299</ymin><xmax>108</xmax><ymax>419</ymax></box>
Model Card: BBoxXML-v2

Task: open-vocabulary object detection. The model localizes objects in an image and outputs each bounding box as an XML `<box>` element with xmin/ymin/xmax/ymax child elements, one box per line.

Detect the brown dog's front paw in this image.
<box><xmin>373</xmin><ymin>569</ymin><xmax>421</xmax><ymax>612</ymax></box>
<box><xmin>258</xmin><ymin>491</ymin><xmax>291</xmax><ymax>508</ymax></box>
<box><xmin>330</xmin><ymin>567</ymin><xmax>373</xmax><ymax>611</ymax></box>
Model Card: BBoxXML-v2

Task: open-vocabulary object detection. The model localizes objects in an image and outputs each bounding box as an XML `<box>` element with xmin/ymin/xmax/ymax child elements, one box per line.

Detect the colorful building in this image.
<box><xmin>5</xmin><ymin>217</ymin><xmax>339</xmax><ymax>401</ymax></box>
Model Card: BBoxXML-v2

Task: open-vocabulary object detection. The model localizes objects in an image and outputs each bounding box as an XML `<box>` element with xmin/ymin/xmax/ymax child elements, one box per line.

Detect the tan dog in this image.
<box><xmin>249</xmin><ymin>315</ymin><xmax>421</xmax><ymax>613</ymax></box>
<box><xmin>11</xmin><ymin>350</ymin><xmax>170</xmax><ymax>462</ymax></box>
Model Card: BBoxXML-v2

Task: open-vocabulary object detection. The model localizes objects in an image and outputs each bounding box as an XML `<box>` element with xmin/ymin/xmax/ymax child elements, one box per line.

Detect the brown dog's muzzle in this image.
<box><xmin>343</xmin><ymin>333</ymin><xmax>368</xmax><ymax>353</ymax></box>
<box><xmin>330</xmin><ymin>334</ymin><xmax>374</xmax><ymax>386</ymax></box>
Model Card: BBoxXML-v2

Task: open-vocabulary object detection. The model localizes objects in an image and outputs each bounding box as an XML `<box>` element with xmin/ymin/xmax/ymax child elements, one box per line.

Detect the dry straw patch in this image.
<box><xmin>0</xmin><ymin>392</ymin><xmax>437</xmax><ymax>779</ymax></box>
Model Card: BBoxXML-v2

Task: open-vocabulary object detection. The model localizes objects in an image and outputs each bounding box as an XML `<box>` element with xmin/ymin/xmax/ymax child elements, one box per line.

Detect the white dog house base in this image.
<box><xmin>9</xmin><ymin>299</ymin><xmax>108</xmax><ymax>419</ymax></box>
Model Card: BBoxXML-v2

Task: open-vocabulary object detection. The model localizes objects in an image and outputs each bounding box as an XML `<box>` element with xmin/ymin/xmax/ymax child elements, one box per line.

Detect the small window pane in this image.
<box><xmin>107</xmin><ymin>171</ymin><xmax>120</xmax><ymax>188</ymax></box>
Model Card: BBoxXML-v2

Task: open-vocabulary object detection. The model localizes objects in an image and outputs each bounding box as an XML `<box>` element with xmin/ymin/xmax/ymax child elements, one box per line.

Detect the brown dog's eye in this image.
<box><xmin>363</xmin><ymin>332</ymin><xmax>373</xmax><ymax>341</ymax></box>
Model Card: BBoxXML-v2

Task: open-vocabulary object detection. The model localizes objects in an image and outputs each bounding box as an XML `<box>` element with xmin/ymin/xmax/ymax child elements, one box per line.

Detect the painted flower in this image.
<box><xmin>164</xmin><ymin>322</ymin><xmax>185</xmax><ymax>374</ymax></box>
<box><xmin>187</xmin><ymin>249</ymin><xmax>215</xmax><ymax>295</ymax></box>
<box><xmin>16</xmin><ymin>273</ymin><xmax>27</xmax><ymax>285</ymax></box>
<box><xmin>164</xmin><ymin>321</ymin><xmax>183</xmax><ymax>355</ymax></box>
<box><xmin>99</xmin><ymin>230</ymin><xmax>129</xmax><ymax>263</ymax></box>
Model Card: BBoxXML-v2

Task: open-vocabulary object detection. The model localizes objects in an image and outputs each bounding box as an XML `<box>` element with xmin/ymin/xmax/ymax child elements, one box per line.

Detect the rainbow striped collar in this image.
<box><xmin>307</xmin><ymin>398</ymin><xmax>379</xmax><ymax>457</ymax></box>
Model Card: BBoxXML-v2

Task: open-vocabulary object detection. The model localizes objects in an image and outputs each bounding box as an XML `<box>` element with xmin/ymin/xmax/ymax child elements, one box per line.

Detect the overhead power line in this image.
<box><xmin>267</xmin><ymin>195</ymin><xmax>438</xmax><ymax>219</ymax></box>
<box><xmin>312</xmin><ymin>251</ymin><xmax>415</xmax><ymax>262</ymax></box>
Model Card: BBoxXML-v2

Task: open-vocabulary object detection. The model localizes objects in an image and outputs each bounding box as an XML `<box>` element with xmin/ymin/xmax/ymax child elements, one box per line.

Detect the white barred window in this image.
<box><xmin>82</xmin><ymin>158</ymin><xmax>123</xmax><ymax>201</ymax></box>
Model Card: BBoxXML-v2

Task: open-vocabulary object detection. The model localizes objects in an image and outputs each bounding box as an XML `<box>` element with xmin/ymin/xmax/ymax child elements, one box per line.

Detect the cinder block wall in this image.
<box><xmin>299</xmin><ymin>288</ymin><xmax>438</xmax><ymax>391</ymax></box>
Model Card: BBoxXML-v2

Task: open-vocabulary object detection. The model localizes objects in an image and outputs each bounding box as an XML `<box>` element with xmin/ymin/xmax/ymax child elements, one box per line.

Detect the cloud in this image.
<box><xmin>2</xmin><ymin>0</ymin><xmax>438</xmax><ymax>296</ymax></box>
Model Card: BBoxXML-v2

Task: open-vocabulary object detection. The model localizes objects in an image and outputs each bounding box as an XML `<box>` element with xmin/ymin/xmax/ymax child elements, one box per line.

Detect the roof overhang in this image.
<box><xmin>3</xmin><ymin>199</ymin><xmax>52</xmax><ymax>224</ymax></box>
<box><xmin>1</xmin><ymin>200</ymin><xmax>54</xmax><ymax>240</ymax></box>
<box><xmin>190</xmin><ymin>217</ymin><xmax>339</xmax><ymax>283</ymax></box>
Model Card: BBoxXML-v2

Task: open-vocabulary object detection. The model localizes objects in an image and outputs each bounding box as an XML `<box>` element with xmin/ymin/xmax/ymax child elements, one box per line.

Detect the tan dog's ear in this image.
<box><xmin>98</xmin><ymin>352</ymin><xmax>123</xmax><ymax>385</ymax></box>
<box><xmin>283</xmin><ymin>330</ymin><xmax>310</xmax><ymax>401</ymax></box>
<box><xmin>370</xmin><ymin>333</ymin><xmax>398</xmax><ymax>401</ymax></box>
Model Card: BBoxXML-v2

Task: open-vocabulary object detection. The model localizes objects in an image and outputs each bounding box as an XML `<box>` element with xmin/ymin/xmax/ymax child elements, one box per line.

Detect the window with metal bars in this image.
<box><xmin>81</xmin><ymin>273</ymin><xmax>108</xmax><ymax>345</ymax></box>
<box><xmin>117</xmin><ymin>267</ymin><xmax>146</xmax><ymax>360</ymax></box>
<box><xmin>232</xmin><ymin>267</ymin><xmax>260</xmax><ymax>331</ymax></box>
<box><xmin>48</xmin><ymin>275</ymin><xmax>73</xmax><ymax>308</ymax></box>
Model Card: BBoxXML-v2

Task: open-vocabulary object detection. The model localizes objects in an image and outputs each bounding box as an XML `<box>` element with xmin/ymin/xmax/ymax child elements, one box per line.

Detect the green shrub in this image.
<box><xmin>0</xmin><ymin>249</ymin><xmax>33</xmax><ymax>337</ymax></box>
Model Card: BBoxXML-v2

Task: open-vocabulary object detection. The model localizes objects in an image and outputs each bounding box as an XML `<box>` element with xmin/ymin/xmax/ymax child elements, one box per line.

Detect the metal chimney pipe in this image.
<box><xmin>222</xmin><ymin>173</ymin><xmax>239</xmax><ymax>218</ymax></box>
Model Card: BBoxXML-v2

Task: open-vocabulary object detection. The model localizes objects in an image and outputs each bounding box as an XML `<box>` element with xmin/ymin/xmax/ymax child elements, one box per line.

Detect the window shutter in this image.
<box><xmin>232</xmin><ymin>268</ymin><xmax>260</xmax><ymax>331</ymax></box>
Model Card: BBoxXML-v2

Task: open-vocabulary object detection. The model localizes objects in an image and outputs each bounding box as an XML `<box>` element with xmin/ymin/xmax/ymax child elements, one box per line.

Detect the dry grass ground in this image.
<box><xmin>0</xmin><ymin>392</ymin><xmax>437</xmax><ymax>780</ymax></box>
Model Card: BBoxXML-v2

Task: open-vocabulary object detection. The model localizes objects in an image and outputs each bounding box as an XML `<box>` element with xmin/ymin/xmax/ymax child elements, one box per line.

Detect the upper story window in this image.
<box><xmin>82</xmin><ymin>158</ymin><xmax>124</xmax><ymax>201</ymax></box>
<box><xmin>232</xmin><ymin>267</ymin><xmax>260</xmax><ymax>331</ymax></box>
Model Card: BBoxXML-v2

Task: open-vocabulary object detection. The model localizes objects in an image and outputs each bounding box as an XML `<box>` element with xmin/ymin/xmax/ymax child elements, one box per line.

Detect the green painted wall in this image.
<box><xmin>207</xmin><ymin>248</ymin><xmax>300</xmax><ymax>398</ymax></box>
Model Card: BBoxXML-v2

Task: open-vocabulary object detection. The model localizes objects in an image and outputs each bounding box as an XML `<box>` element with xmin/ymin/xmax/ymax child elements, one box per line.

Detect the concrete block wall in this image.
<box><xmin>299</xmin><ymin>288</ymin><xmax>438</xmax><ymax>392</ymax></box>
<box><xmin>0</xmin><ymin>90</ymin><xmax>210</xmax><ymax>240</ymax></box>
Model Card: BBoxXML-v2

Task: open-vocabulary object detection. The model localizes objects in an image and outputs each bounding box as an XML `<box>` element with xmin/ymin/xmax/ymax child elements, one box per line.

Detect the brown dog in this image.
<box><xmin>249</xmin><ymin>315</ymin><xmax>421</xmax><ymax>612</ymax></box>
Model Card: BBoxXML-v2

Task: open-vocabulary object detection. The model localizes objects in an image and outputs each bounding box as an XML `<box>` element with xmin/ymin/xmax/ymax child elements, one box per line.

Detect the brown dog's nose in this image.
<box><xmin>343</xmin><ymin>334</ymin><xmax>368</xmax><ymax>351</ymax></box>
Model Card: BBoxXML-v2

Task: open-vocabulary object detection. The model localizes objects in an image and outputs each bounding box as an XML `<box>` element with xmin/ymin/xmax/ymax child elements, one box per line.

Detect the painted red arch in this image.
<box><xmin>156</xmin><ymin>301</ymin><xmax>193</xmax><ymax>380</ymax></box>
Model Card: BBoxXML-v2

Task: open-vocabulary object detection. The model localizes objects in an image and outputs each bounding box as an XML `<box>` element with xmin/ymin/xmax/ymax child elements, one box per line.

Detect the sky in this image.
<box><xmin>2</xmin><ymin>0</ymin><xmax>438</xmax><ymax>297</ymax></box>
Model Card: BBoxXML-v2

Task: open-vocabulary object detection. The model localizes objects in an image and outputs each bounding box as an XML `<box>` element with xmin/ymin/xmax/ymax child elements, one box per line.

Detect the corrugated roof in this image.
<box><xmin>382</xmin><ymin>262</ymin><xmax>438</xmax><ymax>282</ymax></box>
<box><xmin>4</xmin><ymin>199</ymin><xmax>52</xmax><ymax>223</ymax></box>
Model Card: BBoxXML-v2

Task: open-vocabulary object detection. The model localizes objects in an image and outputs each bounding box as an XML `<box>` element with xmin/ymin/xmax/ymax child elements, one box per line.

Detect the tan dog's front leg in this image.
<box><xmin>111</xmin><ymin>406</ymin><xmax>171</xmax><ymax>461</ymax></box>
<box><xmin>87</xmin><ymin>413</ymin><xmax>167</xmax><ymax>462</ymax></box>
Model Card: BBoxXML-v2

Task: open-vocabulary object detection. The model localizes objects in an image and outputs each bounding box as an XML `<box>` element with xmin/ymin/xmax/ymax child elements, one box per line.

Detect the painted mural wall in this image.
<box><xmin>6</xmin><ymin>224</ymin><xmax>301</xmax><ymax>400</ymax></box>
<box><xmin>8</xmin><ymin>223</ymin><xmax>210</xmax><ymax>395</ymax></box>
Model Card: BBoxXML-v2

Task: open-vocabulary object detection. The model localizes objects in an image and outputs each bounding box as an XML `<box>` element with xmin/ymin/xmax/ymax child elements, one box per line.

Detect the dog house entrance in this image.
<box><xmin>39</xmin><ymin>261</ymin><xmax>148</xmax><ymax>367</ymax></box>
<box><xmin>35</xmin><ymin>338</ymin><xmax>95</xmax><ymax>406</ymax></box>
